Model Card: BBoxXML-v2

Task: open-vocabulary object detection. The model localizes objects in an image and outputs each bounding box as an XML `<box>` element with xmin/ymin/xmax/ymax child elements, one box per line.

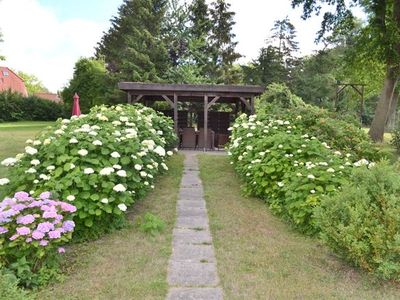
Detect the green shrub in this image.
<box><xmin>1</xmin><ymin>104</ymin><xmax>177</xmax><ymax>241</ymax></box>
<box><xmin>0</xmin><ymin>91</ymin><xmax>66</xmax><ymax>122</ymax></box>
<box><xmin>391</xmin><ymin>127</ymin><xmax>400</xmax><ymax>152</ymax></box>
<box><xmin>137</xmin><ymin>212</ymin><xmax>165</xmax><ymax>236</ymax></box>
<box><xmin>228</xmin><ymin>113</ymin><xmax>359</xmax><ymax>234</ymax></box>
<box><xmin>256</xmin><ymin>83</ymin><xmax>305</xmax><ymax>109</ymax></box>
<box><xmin>0</xmin><ymin>269</ymin><xmax>33</xmax><ymax>300</ymax></box>
<box><xmin>315</xmin><ymin>162</ymin><xmax>400</xmax><ymax>280</ymax></box>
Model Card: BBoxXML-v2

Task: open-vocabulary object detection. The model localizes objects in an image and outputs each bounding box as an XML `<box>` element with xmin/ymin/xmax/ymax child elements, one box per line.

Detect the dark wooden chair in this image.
<box><xmin>181</xmin><ymin>127</ymin><xmax>197</xmax><ymax>148</ymax></box>
<box><xmin>197</xmin><ymin>128</ymin><xmax>215</xmax><ymax>150</ymax></box>
<box><xmin>217</xmin><ymin>133</ymin><xmax>229</xmax><ymax>148</ymax></box>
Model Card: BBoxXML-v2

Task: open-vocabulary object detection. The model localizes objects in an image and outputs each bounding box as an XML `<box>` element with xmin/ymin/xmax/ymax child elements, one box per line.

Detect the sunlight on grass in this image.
<box><xmin>198</xmin><ymin>154</ymin><xmax>400</xmax><ymax>299</ymax></box>
<box><xmin>34</xmin><ymin>154</ymin><xmax>184</xmax><ymax>300</ymax></box>
<box><xmin>0</xmin><ymin>121</ymin><xmax>54</xmax><ymax>178</ymax></box>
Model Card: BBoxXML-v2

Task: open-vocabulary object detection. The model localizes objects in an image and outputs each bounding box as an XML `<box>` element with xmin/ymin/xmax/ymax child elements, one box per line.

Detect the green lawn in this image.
<box><xmin>199</xmin><ymin>154</ymin><xmax>400</xmax><ymax>299</ymax></box>
<box><xmin>0</xmin><ymin>121</ymin><xmax>54</xmax><ymax>177</ymax></box>
<box><xmin>34</xmin><ymin>154</ymin><xmax>184</xmax><ymax>300</ymax></box>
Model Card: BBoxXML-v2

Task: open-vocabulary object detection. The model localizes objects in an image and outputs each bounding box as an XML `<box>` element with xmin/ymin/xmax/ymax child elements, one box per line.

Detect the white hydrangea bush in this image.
<box><xmin>0</xmin><ymin>104</ymin><xmax>177</xmax><ymax>238</ymax></box>
<box><xmin>228</xmin><ymin>113</ymin><xmax>374</xmax><ymax>234</ymax></box>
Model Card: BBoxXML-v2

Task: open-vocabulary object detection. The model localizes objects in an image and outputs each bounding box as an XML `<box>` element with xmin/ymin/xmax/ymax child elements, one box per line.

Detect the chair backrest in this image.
<box><xmin>181</xmin><ymin>127</ymin><xmax>196</xmax><ymax>148</ymax></box>
<box><xmin>197</xmin><ymin>128</ymin><xmax>214</xmax><ymax>149</ymax></box>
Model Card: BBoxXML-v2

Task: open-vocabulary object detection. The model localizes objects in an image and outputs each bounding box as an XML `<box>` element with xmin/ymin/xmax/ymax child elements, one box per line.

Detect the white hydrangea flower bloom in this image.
<box><xmin>101</xmin><ymin>198</ymin><xmax>109</xmax><ymax>204</ymax></box>
<box><xmin>78</xmin><ymin>149</ymin><xmax>88</xmax><ymax>156</ymax></box>
<box><xmin>69</xmin><ymin>138</ymin><xmax>78</xmax><ymax>144</ymax></box>
<box><xmin>140</xmin><ymin>171</ymin><xmax>147</xmax><ymax>177</ymax></box>
<box><xmin>134</xmin><ymin>164</ymin><xmax>142</xmax><ymax>171</ymax></box>
<box><xmin>277</xmin><ymin>182</ymin><xmax>284</xmax><ymax>187</ymax></box>
<box><xmin>118</xmin><ymin>203</ymin><xmax>127</xmax><ymax>211</ymax></box>
<box><xmin>92</xmin><ymin>140</ymin><xmax>102</xmax><ymax>146</ymax></box>
<box><xmin>113</xmin><ymin>184</ymin><xmax>126</xmax><ymax>192</ymax></box>
<box><xmin>111</xmin><ymin>151</ymin><xmax>120</xmax><ymax>158</ymax></box>
<box><xmin>161</xmin><ymin>163</ymin><xmax>168</xmax><ymax>170</ymax></box>
<box><xmin>99</xmin><ymin>167</ymin><xmax>114</xmax><ymax>175</ymax></box>
<box><xmin>0</xmin><ymin>178</ymin><xmax>10</xmax><ymax>185</ymax></box>
<box><xmin>1</xmin><ymin>157</ymin><xmax>17</xmax><ymax>166</ymax></box>
<box><xmin>154</xmin><ymin>146</ymin><xmax>166</xmax><ymax>156</ymax></box>
<box><xmin>84</xmin><ymin>168</ymin><xmax>94</xmax><ymax>174</ymax></box>
<box><xmin>120</xmin><ymin>116</ymin><xmax>129</xmax><ymax>122</ymax></box>
<box><xmin>43</xmin><ymin>138</ymin><xmax>51</xmax><ymax>145</ymax></box>
<box><xmin>67</xmin><ymin>195</ymin><xmax>75</xmax><ymax>201</ymax></box>
<box><xmin>25</xmin><ymin>139</ymin><xmax>33</xmax><ymax>144</ymax></box>
<box><xmin>117</xmin><ymin>170</ymin><xmax>127</xmax><ymax>177</ymax></box>
<box><xmin>25</xmin><ymin>168</ymin><xmax>36</xmax><ymax>174</ymax></box>
<box><xmin>113</xmin><ymin>164</ymin><xmax>122</xmax><ymax>169</ymax></box>
<box><xmin>31</xmin><ymin>159</ymin><xmax>40</xmax><ymax>166</ymax></box>
<box><xmin>25</xmin><ymin>146</ymin><xmax>38</xmax><ymax>155</ymax></box>
<box><xmin>46</xmin><ymin>165</ymin><xmax>55</xmax><ymax>171</ymax></box>
<box><xmin>167</xmin><ymin>151</ymin><xmax>173</xmax><ymax>156</ymax></box>
<box><xmin>307</xmin><ymin>174</ymin><xmax>315</xmax><ymax>180</ymax></box>
<box><xmin>33</xmin><ymin>140</ymin><xmax>41</xmax><ymax>146</ymax></box>
<box><xmin>310</xmin><ymin>190</ymin><xmax>316</xmax><ymax>194</ymax></box>
<box><xmin>327</xmin><ymin>168</ymin><xmax>335</xmax><ymax>173</ymax></box>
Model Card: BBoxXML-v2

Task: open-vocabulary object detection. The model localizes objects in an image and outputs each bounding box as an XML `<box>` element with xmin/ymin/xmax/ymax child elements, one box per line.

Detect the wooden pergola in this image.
<box><xmin>118</xmin><ymin>82</ymin><xmax>265</xmax><ymax>150</ymax></box>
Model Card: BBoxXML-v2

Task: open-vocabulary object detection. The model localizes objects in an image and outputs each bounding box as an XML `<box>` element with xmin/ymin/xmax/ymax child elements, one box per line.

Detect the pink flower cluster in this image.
<box><xmin>0</xmin><ymin>191</ymin><xmax>76</xmax><ymax>251</ymax></box>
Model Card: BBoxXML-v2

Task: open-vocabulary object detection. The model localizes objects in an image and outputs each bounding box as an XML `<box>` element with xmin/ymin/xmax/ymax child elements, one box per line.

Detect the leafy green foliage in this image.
<box><xmin>256</xmin><ymin>83</ymin><xmax>304</xmax><ymax>109</ymax></box>
<box><xmin>61</xmin><ymin>58</ymin><xmax>111</xmax><ymax>113</ymax></box>
<box><xmin>0</xmin><ymin>269</ymin><xmax>33</xmax><ymax>300</ymax></box>
<box><xmin>391</xmin><ymin>126</ymin><xmax>400</xmax><ymax>152</ymax></box>
<box><xmin>137</xmin><ymin>212</ymin><xmax>165</xmax><ymax>236</ymax></box>
<box><xmin>0</xmin><ymin>91</ymin><xmax>66</xmax><ymax>122</ymax></box>
<box><xmin>315</xmin><ymin>162</ymin><xmax>400</xmax><ymax>280</ymax></box>
<box><xmin>16</xmin><ymin>72</ymin><xmax>49</xmax><ymax>95</ymax></box>
<box><xmin>1</xmin><ymin>104</ymin><xmax>177</xmax><ymax>241</ymax></box>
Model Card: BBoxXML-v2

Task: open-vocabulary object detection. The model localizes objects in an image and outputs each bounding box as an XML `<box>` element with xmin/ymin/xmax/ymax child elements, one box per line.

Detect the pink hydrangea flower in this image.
<box><xmin>37</xmin><ymin>222</ymin><xmax>54</xmax><ymax>233</ymax></box>
<box><xmin>48</xmin><ymin>230</ymin><xmax>61</xmax><ymax>239</ymax></box>
<box><xmin>43</xmin><ymin>210</ymin><xmax>58</xmax><ymax>218</ymax></box>
<box><xmin>14</xmin><ymin>191</ymin><xmax>30</xmax><ymax>201</ymax></box>
<box><xmin>16</xmin><ymin>214</ymin><xmax>35</xmax><ymax>225</ymax></box>
<box><xmin>58</xmin><ymin>247</ymin><xmax>65</xmax><ymax>253</ymax></box>
<box><xmin>16</xmin><ymin>226</ymin><xmax>31</xmax><ymax>236</ymax></box>
<box><xmin>9</xmin><ymin>234</ymin><xmax>19</xmax><ymax>241</ymax></box>
<box><xmin>32</xmin><ymin>230</ymin><xmax>45</xmax><ymax>240</ymax></box>
<box><xmin>39</xmin><ymin>192</ymin><xmax>51</xmax><ymax>200</ymax></box>
<box><xmin>39</xmin><ymin>240</ymin><xmax>48</xmax><ymax>246</ymax></box>
<box><xmin>0</xmin><ymin>226</ymin><xmax>8</xmax><ymax>234</ymax></box>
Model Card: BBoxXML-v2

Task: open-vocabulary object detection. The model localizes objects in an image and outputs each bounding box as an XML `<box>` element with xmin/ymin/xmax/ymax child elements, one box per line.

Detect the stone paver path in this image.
<box><xmin>167</xmin><ymin>152</ymin><xmax>223</xmax><ymax>300</ymax></box>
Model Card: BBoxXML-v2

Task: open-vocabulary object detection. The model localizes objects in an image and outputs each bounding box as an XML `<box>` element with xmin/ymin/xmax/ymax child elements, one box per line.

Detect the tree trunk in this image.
<box><xmin>369</xmin><ymin>67</ymin><xmax>398</xmax><ymax>142</ymax></box>
<box><xmin>385</xmin><ymin>89</ymin><xmax>399</xmax><ymax>131</ymax></box>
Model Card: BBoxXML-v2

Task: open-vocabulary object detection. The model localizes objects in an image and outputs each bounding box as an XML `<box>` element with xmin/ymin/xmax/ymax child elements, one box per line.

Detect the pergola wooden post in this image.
<box><xmin>119</xmin><ymin>82</ymin><xmax>265</xmax><ymax>150</ymax></box>
<box><xmin>204</xmin><ymin>95</ymin><xmax>208</xmax><ymax>152</ymax></box>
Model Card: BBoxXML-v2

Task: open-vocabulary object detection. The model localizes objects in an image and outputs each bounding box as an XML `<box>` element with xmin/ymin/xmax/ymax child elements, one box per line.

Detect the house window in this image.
<box><xmin>2</xmin><ymin>70</ymin><xmax>9</xmax><ymax>76</ymax></box>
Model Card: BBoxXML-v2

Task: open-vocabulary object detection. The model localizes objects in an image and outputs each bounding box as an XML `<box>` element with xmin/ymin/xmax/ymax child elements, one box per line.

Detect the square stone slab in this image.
<box><xmin>176</xmin><ymin>216</ymin><xmax>208</xmax><ymax>228</ymax></box>
<box><xmin>173</xmin><ymin>228</ymin><xmax>212</xmax><ymax>245</ymax></box>
<box><xmin>177</xmin><ymin>200</ymin><xmax>206</xmax><ymax>209</ymax></box>
<box><xmin>179</xmin><ymin>188</ymin><xmax>204</xmax><ymax>199</ymax></box>
<box><xmin>168</xmin><ymin>261</ymin><xmax>219</xmax><ymax>286</ymax></box>
<box><xmin>167</xmin><ymin>287</ymin><xmax>223</xmax><ymax>300</ymax></box>
<box><xmin>177</xmin><ymin>207</ymin><xmax>208</xmax><ymax>218</ymax></box>
<box><xmin>171</xmin><ymin>244</ymin><xmax>215</xmax><ymax>263</ymax></box>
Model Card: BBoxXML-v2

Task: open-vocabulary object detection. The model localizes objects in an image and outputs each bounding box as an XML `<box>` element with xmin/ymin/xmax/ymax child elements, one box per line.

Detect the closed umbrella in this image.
<box><xmin>72</xmin><ymin>93</ymin><xmax>81</xmax><ymax>116</ymax></box>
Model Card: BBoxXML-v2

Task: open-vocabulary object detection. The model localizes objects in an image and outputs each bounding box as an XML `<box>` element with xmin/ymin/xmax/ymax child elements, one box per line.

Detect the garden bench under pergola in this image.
<box><xmin>118</xmin><ymin>82</ymin><xmax>264</xmax><ymax>150</ymax></box>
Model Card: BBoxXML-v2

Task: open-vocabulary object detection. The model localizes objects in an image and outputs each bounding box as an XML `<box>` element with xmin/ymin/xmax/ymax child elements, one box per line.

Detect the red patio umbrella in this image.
<box><xmin>71</xmin><ymin>93</ymin><xmax>81</xmax><ymax>116</ymax></box>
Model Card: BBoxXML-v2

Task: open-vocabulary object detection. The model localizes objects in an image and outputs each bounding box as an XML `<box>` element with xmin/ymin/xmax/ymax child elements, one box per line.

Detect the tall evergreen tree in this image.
<box><xmin>209</xmin><ymin>0</ymin><xmax>241</xmax><ymax>83</ymax></box>
<box><xmin>96</xmin><ymin>0</ymin><xmax>169</xmax><ymax>82</ymax></box>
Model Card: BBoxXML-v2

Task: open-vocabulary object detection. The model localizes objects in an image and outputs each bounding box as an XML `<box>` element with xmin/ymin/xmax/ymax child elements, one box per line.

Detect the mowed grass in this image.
<box><xmin>198</xmin><ymin>154</ymin><xmax>400</xmax><ymax>300</ymax></box>
<box><xmin>0</xmin><ymin>121</ymin><xmax>54</xmax><ymax>177</ymax></box>
<box><xmin>34</xmin><ymin>154</ymin><xmax>184</xmax><ymax>300</ymax></box>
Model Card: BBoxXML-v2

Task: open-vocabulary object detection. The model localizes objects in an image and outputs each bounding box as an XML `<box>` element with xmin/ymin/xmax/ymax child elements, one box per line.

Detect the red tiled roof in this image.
<box><xmin>34</xmin><ymin>92</ymin><xmax>62</xmax><ymax>103</ymax></box>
